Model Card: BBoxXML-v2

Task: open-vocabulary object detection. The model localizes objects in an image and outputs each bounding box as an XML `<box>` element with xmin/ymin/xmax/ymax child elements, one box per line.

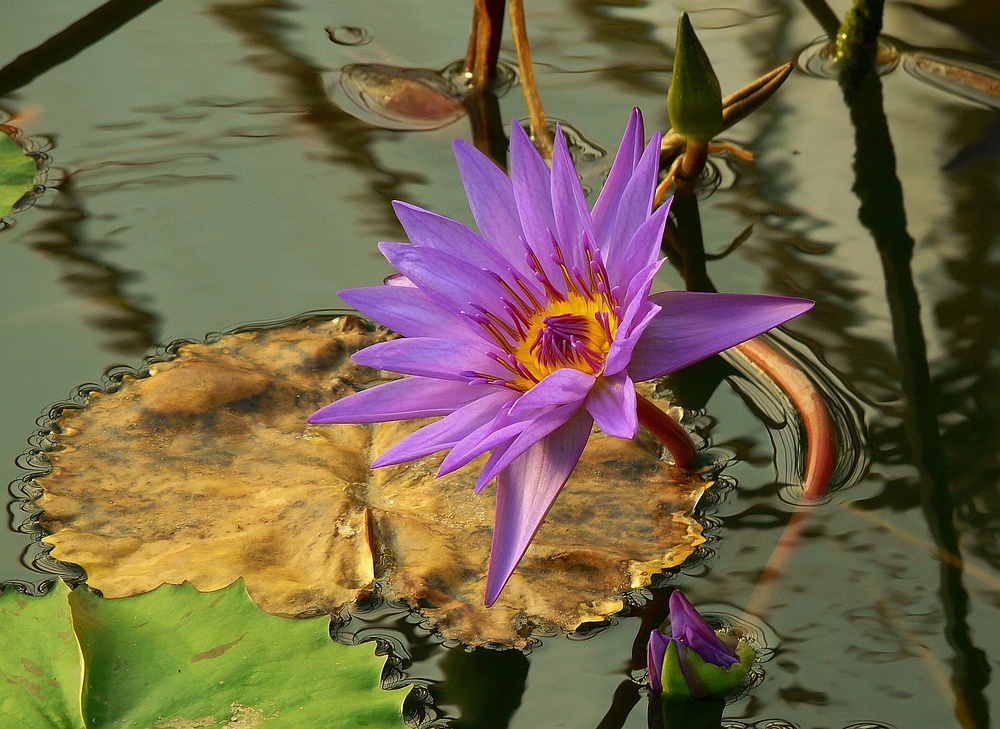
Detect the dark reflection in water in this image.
<box><xmin>431</xmin><ymin>647</ymin><xmax>529</xmax><ymax>729</ymax></box>
<box><xmin>843</xmin><ymin>70</ymin><xmax>990</xmax><ymax>728</ymax></box>
<box><xmin>0</xmin><ymin>0</ymin><xmax>163</xmax><ymax>98</ymax></box>
<box><xmin>938</xmin><ymin>108</ymin><xmax>1000</xmax><ymax>570</ymax></box>
<box><xmin>900</xmin><ymin>1</ymin><xmax>1000</xmax><ymax>60</ymax></box>
<box><xmin>210</xmin><ymin>0</ymin><xmax>424</xmax><ymax>240</ymax></box>
<box><xmin>20</xmin><ymin>174</ymin><xmax>161</xmax><ymax>356</ymax></box>
<box><xmin>569</xmin><ymin>0</ymin><xmax>673</xmax><ymax>97</ymax></box>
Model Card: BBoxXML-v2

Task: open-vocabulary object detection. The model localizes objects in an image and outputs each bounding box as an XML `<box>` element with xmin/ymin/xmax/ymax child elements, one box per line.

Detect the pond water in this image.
<box><xmin>2</xmin><ymin>0</ymin><xmax>999</xmax><ymax>727</ymax></box>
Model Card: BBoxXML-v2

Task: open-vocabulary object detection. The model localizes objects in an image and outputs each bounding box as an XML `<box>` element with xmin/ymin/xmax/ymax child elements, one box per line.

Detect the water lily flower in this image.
<box><xmin>309</xmin><ymin>109</ymin><xmax>813</xmax><ymax>605</ymax></box>
<box><xmin>647</xmin><ymin>591</ymin><xmax>754</xmax><ymax>698</ymax></box>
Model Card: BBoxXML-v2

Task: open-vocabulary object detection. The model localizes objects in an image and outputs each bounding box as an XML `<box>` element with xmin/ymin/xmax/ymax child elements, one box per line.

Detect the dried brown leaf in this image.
<box><xmin>38</xmin><ymin>316</ymin><xmax>706</xmax><ymax>646</ymax></box>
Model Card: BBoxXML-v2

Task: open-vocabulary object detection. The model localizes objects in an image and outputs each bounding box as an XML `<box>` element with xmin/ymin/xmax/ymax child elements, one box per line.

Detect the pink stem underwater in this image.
<box><xmin>735</xmin><ymin>337</ymin><xmax>835</xmax><ymax>499</ymax></box>
<box><xmin>635</xmin><ymin>393</ymin><xmax>698</xmax><ymax>468</ymax></box>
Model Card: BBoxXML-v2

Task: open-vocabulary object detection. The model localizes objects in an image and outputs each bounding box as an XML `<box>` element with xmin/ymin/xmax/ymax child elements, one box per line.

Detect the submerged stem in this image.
<box><xmin>635</xmin><ymin>393</ymin><xmax>697</xmax><ymax>468</ymax></box>
<box><xmin>508</xmin><ymin>0</ymin><xmax>552</xmax><ymax>159</ymax></box>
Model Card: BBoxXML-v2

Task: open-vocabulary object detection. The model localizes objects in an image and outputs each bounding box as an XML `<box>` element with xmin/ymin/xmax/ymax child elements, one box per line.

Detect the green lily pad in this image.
<box><xmin>0</xmin><ymin>130</ymin><xmax>36</xmax><ymax>217</ymax></box>
<box><xmin>0</xmin><ymin>580</ymin><xmax>83</xmax><ymax>725</ymax></box>
<box><xmin>0</xmin><ymin>579</ymin><xmax>407</xmax><ymax>728</ymax></box>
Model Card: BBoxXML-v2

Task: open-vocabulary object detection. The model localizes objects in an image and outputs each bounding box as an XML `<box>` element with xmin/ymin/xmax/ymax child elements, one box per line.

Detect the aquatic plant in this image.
<box><xmin>647</xmin><ymin>590</ymin><xmax>754</xmax><ymax>698</ymax></box>
<box><xmin>309</xmin><ymin>109</ymin><xmax>813</xmax><ymax>604</ymax></box>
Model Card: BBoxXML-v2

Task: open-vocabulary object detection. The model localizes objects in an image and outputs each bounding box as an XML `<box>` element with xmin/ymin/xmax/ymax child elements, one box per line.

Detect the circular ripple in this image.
<box><xmin>795</xmin><ymin>36</ymin><xmax>900</xmax><ymax>80</ymax></box>
<box><xmin>325</xmin><ymin>25</ymin><xmax>373</xmax><ymax>46</ymax></box>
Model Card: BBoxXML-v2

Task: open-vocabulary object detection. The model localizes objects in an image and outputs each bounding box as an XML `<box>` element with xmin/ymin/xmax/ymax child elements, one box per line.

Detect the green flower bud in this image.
<box><xmin>647</xmin><ymin>591</ymin><xmax>756</xmax><ymax>699</ymax></box>
<box><xmin>667</xmin><ymin>13</ymin><xmax>724</xmax><ymax>144</ymax></box>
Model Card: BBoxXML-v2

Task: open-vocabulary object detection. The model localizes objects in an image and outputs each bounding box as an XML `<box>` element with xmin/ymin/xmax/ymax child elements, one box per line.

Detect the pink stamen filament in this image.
<box><xmin>465</xmin><ymin>233</ymin><xmax>629</xmax><ymax>392</ymax></box>
<box><xmin>530</xmin><ymin>313</ymin><xmax>603</xmax><ymax>372</ymax></box>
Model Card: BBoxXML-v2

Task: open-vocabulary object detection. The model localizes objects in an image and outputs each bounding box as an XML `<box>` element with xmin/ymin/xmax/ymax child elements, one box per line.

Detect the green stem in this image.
<box><xmin>834</xmin><ymin>0</ymin><xmax>885</xmax><ymax>88</ymax></box>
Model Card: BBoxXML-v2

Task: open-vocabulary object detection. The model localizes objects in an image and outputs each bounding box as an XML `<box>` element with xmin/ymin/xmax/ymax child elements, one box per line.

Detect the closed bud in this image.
<box><xmin>647</xmin><ymin>591</ymin><xmax>754</xmax><ymax>699</ymax></box>
<box><xmin>667</xmin><ymin>13</ymin><xmax>724</xmax><ymax>144</ymax></box>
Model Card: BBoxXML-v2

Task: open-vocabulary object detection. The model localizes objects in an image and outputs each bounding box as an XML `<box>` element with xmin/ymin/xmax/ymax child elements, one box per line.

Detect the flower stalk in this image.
<box><xmin>735</xmin><ymin>338</ymin><xmax>835</xmax><ymax>499</ymax></box>
<box><xmin>465</xmin><ymin>0</ymin><xmax>505</xmax><ymax>91</ymax></box>
<box><xmin>636</xmin><ymin>394</ymin><xmax>697</xmax><ymax>468</ymax></box>
<box><xmin>834</xmin><ymin>0</ymin><xmax>885</xmax><ymax>88</ymax></box>
<box><xmin>508</xmin><ymin>0</ymin><xmax>552</xmax><ymax>158</ymax></box>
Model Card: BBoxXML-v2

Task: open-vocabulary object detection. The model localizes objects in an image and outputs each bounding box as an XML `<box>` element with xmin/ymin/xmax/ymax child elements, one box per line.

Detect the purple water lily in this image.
<box><xmin>309</xmin><ymin>109</ymin><xmax>813</xmax><ymax>605</ymax></box>
<box><xmin>647</xmin><ymin>590</ymin><xmax>750</xmax><ymax>697</ymax></box>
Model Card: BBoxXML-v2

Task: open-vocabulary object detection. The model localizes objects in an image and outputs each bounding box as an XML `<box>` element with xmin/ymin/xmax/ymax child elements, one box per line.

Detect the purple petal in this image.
<box><xmin>509</xmin><ymin>121</ymin><xmax>562</xmax><ymax>287</ymax></box>
<box><xmin>371</xmin><ymin>389</ymin><xmax>515</xmax><ymax>467</ymax></box>
<box><xmin>550</xmin><ymin>126</ymin><xmax>597</xmax><ymax>274</ymax></box>
<box><xmin>592</xmin><ymin>108</ymin><xmax>644</xmax><ymax>250</ymax></box>
<box><xmin>585</xmin><ymin>370</ymin><xmax>637</xmax><ymax>439</ymax></box>
<box><xmin>453</xmin><ymin>139</ymin><xmax>529</xmax><ymax>269</ymax></box>
<box><xmin>434</xmin><ymin>415</ymin><xmax>504</xmax><ymax>477</ymax></box>
<box><xmin>378</xmin><ymin>241</ymin><xmax>507</xmax><ymax>316</ymax></box>
<box><xmin>474</xmin><ymin>401</ymin><xmax>583</xmax><ymax>490</ymax></box>
<box><xmin>442</xmin><ymin>388</ymin><xmax>594</xmax><ymax>487</ymax></box>
<box><xmin>508</xmin><ymin>368</ymin><xmax>595</xmax><ymax>414</ymax></box>
<box><xmin>308</xmin><ymin>377</ymin><xmax>489</xmax><ymax>423</ymax></box>
<box><xmin>605</xmin><ymin>302</ymin><xmax>659</xmax><ymax>377</ymax></box>
<box><xmin>647</xmin><ymin>628</ymin><xmax>670</xmax><ymax>693</ymax></box>
<box><xmin>352</xmin><ymin>338</ymin><xmax>507</xmax><ymax>381</ymax></box>
<box><xmin>484</xmin><ymin>409</ymin><xmax>594</xmax><ymax>605</ymax></box>
<box><xmin>339</xmin><ymin>285</ymin><xmax>482</xmax><ymax>342</ymax></box>
<box><xmin>392</xmin><ymin>201</ymin><xmax>515</xmax><ymax>273</ymax></box>
<box><xmin>606</xmin><ymin>132</ymin><xmax>662</xmax><ymax>262</ymax></box>
<box><xmin>669</xmin><ymin>591</ymin><xmax>739</xmax><ymax>668</ymax></box>
<box><xmin>607</xmin><ymin>196</ymin><xmax>671</xmax><ymax>286</ymax></box>
<box><xmin>604</xmin><ymin>259</ymin><xmax>664</xmax><ymax>375</ymax></box>
<box><xmin>441</xmin><ymin>368</ymin><xmax>593</xmax><ymax>475</ymax></box>
<box><xmin>627</xmin><ymin>292</ymin><xmax>815</xmax><ymax>382</ymax></box>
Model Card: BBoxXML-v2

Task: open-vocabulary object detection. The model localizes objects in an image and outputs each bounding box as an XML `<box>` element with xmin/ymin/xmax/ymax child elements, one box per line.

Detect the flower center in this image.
<box><xmin>532</xmin><ymin>313</ymin><xmax>594</xmax><ymax>367</ymax></box>
<box><xmin>515</xmin><ymin>297</ymin><xmax>615</xmax><ymax>382</ymax></box>
<box><xmin>463</xmin><ymin>232</ymin><xmax>623</xmax><ymax>391</ymax></box>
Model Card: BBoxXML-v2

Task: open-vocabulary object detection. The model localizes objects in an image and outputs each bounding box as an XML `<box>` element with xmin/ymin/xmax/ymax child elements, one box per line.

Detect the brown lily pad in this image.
<box><xmin>36</xmin><ymin>315</ymin><xmax>707</xmax><ymax>647</ymax></box>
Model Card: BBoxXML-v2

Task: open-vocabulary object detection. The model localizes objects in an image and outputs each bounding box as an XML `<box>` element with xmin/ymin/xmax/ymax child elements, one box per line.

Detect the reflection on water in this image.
<box><xmin>209</xmin><ymin>0</ymin><xmax>424</xmax><ymax>240</ymax></box>
<box><xmin>2</xmin><ymin>0</ymin><xmax>1000</xmax><ymax>727</ymax></box>
<box><xmin>326</xmin><ymin>25</ymin><xmax>373</xmax><ymax>47</ymax></box>
<box><xmin>20</xmin><ymin>174</ymin><xmax>161</xmax><ymax>356</ymax></box>
<box><xmin>0</xmin><ymin>0</ymin><xmax>163</xmax><ymax>98</ymax></box>
<box><xmin>844</xmin><ymin>68</ymin><xmax>989</xmax><ymax>728</ymax></box>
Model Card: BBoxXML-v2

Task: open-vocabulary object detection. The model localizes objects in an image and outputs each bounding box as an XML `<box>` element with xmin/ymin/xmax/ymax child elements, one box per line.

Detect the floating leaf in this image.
<box><xmin>902</xmin><ymin>52</ymin><xmax>1000</xmax><ymax>110</ymax></box>
<box><xmin>0</xmin><ymin>580</ymin><xmax>83</xmax><ymax>725</ymax></box>
<box><xmin>338</xmin><ymin>63</ymin><xmax>466</xmax><ymax>130</ymax></box>
<box><xmin>0</xmin><ymin>579</ymin><xmax>406</xmax><ymax>728</ymax></box>
<box><xmin>38</xmin><ymin>316</ymin><xmax>707</xmax><ymax>646</ymax></box>
<box><xmin>0</xmin><ymin>129</ymin><xmax>36</xmax><ymax>217</ymax></box>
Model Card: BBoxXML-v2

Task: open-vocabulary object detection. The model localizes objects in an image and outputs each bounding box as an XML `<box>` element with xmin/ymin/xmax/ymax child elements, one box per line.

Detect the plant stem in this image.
<box><xmin>635</xmin><ymin>393</ymin><xmax>697</xmax><ymax>468</ymax></box>
<box><xmin>508</xmin><ymin>0</ymin><xmax>552</xmax><ymax>159</ymax></box>
<box><xmin>735</xmin><ymin>338</ymin><xmax>835</xmax><ymax>499</ymax></box>
<box><xmin>465</xmin><ymin>0</ymin><xmax>505</xmax><ymax>91</ymax></box>
<box><xmin>678</xmin><ymin>141</ymin><xmax>709</xmax><ymax>181</ymax></box>
<box><xmin>834</xmin><ymin>0</ymin><xmax>885</xmax><ymax>88</ymax></box>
